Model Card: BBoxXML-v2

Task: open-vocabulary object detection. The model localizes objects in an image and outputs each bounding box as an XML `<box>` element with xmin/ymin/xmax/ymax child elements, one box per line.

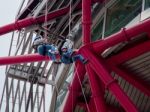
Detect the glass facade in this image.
<box><xmin>92</xmin><ymin>18</ymin><xmax>104</xmax><ymax>41</ymax></box>
<box><xmin>105</xmin><ymin>0</ymin><xmax>142</xmax><ymax>37</ymax></box>
<box><xmin>91</xmin><ymin>0</ymin><xmax>143</xmax><ymax>42</ymax></box>
<box><xmin>54</xmin><ymin>66</ymin><xmax>74</xmax><ymax>112</ymax></box>
<box><xmin>145</xmin><ymin>0</ymin><xmax>150</xmax><ymax>10</ymax></box>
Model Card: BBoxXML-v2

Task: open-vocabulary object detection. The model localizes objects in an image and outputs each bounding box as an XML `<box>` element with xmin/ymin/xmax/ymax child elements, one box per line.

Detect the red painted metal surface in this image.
<box><xmin>0</xmin><ymin>54</ymin><xmax>60</xmax><ymax>66</ymax></box>
<box><xmin>62</xmin><ymin>62</ymin><xmax>86</xmax><ymax>112</ymax></box>
<box><xmin>82</xmin><ymin>0</ymin><xmax>91</xmax><ymax>44</ymax></box>
<box><xmin>109</xmin><ymin>65</ymin><xmax>150</xmax><ymax>97</ymax></box>
<box><xmin>104</xmin><ymin>40</ymin><xmax>150</xmax><ymax>97</ymax></box>
<box><xmin>0</xmin><ymin>1</ymin><xmax>149</xmax><ymax>111</ymax></box>
<box><xmin>81</xmin><ymin>48</ymin><xmax>138</xmax><ymax>112</ymax></box>
<box><xmin>0</xmin><ymin>6</ymin><xmax>69</xmax><ymax>36</ymax></box>
<box><xmin>91</xmin><ymin>18</ymin><xmax>150</xmax><ymax>53</ymax></box>
<box><xmin>65</xmin><ymin>21</ymin><xmax>150</xmax><ymax>111</ymax></box>
<box><xmin>86</xmin><ymin>64</ymin><xmax>107</xmax><ymax>112</ymax></box>
<box><xmin>63</xmin><ymin>0</ymin><xmax>93</xmax><ymax>111</ymax></box>
<box><xmin>0</xmin><ymin>0</ymin><xmax>102</xmax><ymax>37</ymax></box>
<box><xmin>88</xmin><ymin>98</ymin><xmax>97</xmax><ymax>112</ymax></box>
<box><xmin>106</xmin><ymin>40</ymin><xmax>150</xmax><ymax>65</ymax></box>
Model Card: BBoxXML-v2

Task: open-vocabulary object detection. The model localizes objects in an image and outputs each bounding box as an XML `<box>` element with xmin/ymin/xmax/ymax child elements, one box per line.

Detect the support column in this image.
<box><xmin>88</xmin><ymin>98</ymin><xmax>97</xmax><ymax>112</ymax></box>
<box><xmin>92</xmin><ymin>18</ymin><xmax>150</xmax><ymax>53</ymax></box>
<box><xmin>0</xmin><ymin>53</ymin><xmax>60</xmax><ymax>66</ymax></box>
<box><xmin>81</xmin><ymin>48</ymin><xmax>138</xmax><ymax>112</ymax></box>
<box><xmin>86</xmin><ymin>64</ymin><xmax>107</xmax><ymax>112</ymax></box>
<box><xmin>62</xmin><ymin>62</ymin><xmax>86</xmax><ymax>112</ymax></box>
<box><xmin>109</xmin><ymin>65</ymin><xmax>150</xmax><ymax>97</ymax></box>
<box><xmin>5</xmin><ymin>77</ymin><xmax>9</xmax><ymax>112</ymax></box>
<box><xmin>64</xmin><ymin>0</ymin><xmax>92</xmax><ymax>111</ymax></box>
<box><xmin>0</xmin><ymin>7</ymin><xmax>70</xmax><ymax>36</ymax></box>
<box><xmin>82</xmin><ymin>0</ymin><xmax>91</xmax><ymax>44</ymax></box>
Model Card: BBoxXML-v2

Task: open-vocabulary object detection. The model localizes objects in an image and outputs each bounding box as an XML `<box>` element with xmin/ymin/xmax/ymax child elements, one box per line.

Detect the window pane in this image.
<box><xmin>92</xmin><ymin>18</ymin><xmax>104</xmax><ymax>41</ymax></box>
<box><xmin>145</xmin><ymin>0</ymin><xmax>150</xmax><ymax>10</ymax></box>
<box><xmin>105</xmin><ymin>0</ymin><xmax>142</xmax><ymax>37</ymax></box>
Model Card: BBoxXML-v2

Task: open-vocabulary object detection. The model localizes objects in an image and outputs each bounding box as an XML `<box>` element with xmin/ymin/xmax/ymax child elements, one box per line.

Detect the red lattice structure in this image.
<box><xmin>0</xmin><ymin>0</ymin><xmax>150</xmax><ymax>112</ymax></box>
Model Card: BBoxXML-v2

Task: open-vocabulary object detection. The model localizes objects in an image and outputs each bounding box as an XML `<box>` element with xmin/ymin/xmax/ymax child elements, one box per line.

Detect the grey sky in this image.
<box><xmin>0</xmin><ymin>0</ymin><xmax>21</xmax><ymax>110</ymax></box>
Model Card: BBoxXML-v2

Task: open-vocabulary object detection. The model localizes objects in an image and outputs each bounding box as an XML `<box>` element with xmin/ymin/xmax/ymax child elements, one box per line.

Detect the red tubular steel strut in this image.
<box><xmin>0</xmin><ymin>2</ymin><xmax>149</xmax><ymax>112</ymax></box>
<box><xmin>62</xmin><ymin>62</ymin><xmax>86</xmax><ymax>112</ymax></box>
<box><xmin>0</xmin><ymin>7</ymin><xmax>70</xmax><ymax>36</ymax></box>
<box><xmin>110</xmin><ymin>65</ymin><xmax>150</xmax><ymax>97</ymax></box>
<box><xmin>63</xmin><ymin>0</ymin><xmax>92</xmax><ymax>111</ymax></box>
<box><xmin>82</xmin><ymin>0</ymin><xmax>92</xmax><ymax>44</ymax></box>
<box><xmin>0</xmin><ymin>54</ymin><xmax>48</xmax><ymax>65</ymax></box>
<box><xmin>81</xmin><ymin>48</ymin><xmax>138</xmax><ymax>112</ymax></box>
<box><xmin>91</xmin><ymin>19</ymin><xmax>150</xmax><ymax>53</ymax></box>
<box><xmin>105</xmin><ymin>40</ymin><xmax>150</xmax><ymax>97</ymax></box>
<box><xmin>0</xmin><ymin>0</ymin><xmax>102</xmax><ymax>36</ymax></box>
<box><xmin>85</xmin><ymin>64</ymin><xmax>107</xmax><ymax>112</ymax></box>
<box><xmin>0</xmin><ymin>53</ymin><xmax>60</xmax><ymax>66</ymax></box>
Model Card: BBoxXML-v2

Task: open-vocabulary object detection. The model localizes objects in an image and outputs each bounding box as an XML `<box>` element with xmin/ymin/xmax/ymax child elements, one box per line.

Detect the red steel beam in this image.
<box><xmin>90</xmin><ymin>18</ymin><xmax>150</xmax><ymax>53</ymax></box>
<box><xmin>0</xmin><ymin>19</ymin><xmax>150</xmax><ymax>66</ymax></box>
<box><xmin>63</xmin><ymin>5</ymin><xmax>150</xmax><ymax>112</ymax></box>
<box><xmin>62</xmin><ymin>62</ymin><xmax>86</xmax><ymax>112</ymax></box>
<box><xmin>63</xmin><ymin>2</ymin><xmax>150</xmax><ymax>112</ymax></box>
<box><xmin>107</xmin><ymin>65</ymin><xmax>150</xmax><ymax>97</ymax></box>
<box><xmin>81</xmin><ymin>48</ymin><xmax>138</xmax><ymax>112</ymax></box>
<box><xmin>0</xmin><ymin>54</ymin><xmax>52</xmax><ymax>66</ymax></box>
<box><xmin>104</xmin><ymin>40</ymin><xmax>150</xmax><ymax>96</ymax></box>
<box><xmin>0</xmin><ymin>6</ymin><xmax>69</xmax><ymax>36</ymax></box>
<box><xmin>88</xmin><ymin>98</ymin><xmax>97</xmax><ymax>112</ymax></box>
<box><xmin>86</xmin><ymin>64</ymin><xmax>107</xmax><ymax>112</ymax></box>
<box><xmin>63</xmin><ymin>0</ymin><xmax>93</xmax><ymax>111</ymax></box>
<box><xmin>82</xmin><ymin>0</ymin><xmax>91</xmax><ymax>44</ymax></box>
<box><xmin>106</xmin><ymin>40</ymin><xmax>150</xmax><ymax>65</ymax></box>
<box><xmin>0</xmin><ymin>0</ymin><xmax>102</xmax><ymax>36</ymax></box>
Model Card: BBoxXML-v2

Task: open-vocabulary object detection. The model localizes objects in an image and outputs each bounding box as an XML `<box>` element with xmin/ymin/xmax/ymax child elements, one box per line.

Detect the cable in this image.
<box><xmin>69</xmin><ymin>2</ymin><xmax>74</xmax><ymax>111</ymax></box>
<box><xmin>68</xmin><ymin>1</ymin><xmax>89</xmax><ymax>111</ymax></box>
<box><xmin>74</xmin><ymin>63</ymin><xmax>90</xmax><ymax>112</ymax></box>
<box><xmin>69</xmin><ymin>0</ymin><xmax>72</xmax><ymax>39</ymax></box>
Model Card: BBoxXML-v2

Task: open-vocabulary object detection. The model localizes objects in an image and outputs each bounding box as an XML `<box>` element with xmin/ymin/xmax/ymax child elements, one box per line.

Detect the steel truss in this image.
<box><xmin>0</xmin><ymin>0</ymin><xmax>150</xmax><ymax>112</ymax></box>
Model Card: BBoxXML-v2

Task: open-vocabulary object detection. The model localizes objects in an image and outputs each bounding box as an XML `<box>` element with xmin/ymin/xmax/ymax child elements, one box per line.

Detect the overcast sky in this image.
<box><xmin>0</xmin><ymin>0</ymin><xmax>22</xmax><ymax>110</ymax></box>
<box><xmin>0</xmin><ymin>0</ymin><xmax>22</xmax><ymax>82</ymax></box>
